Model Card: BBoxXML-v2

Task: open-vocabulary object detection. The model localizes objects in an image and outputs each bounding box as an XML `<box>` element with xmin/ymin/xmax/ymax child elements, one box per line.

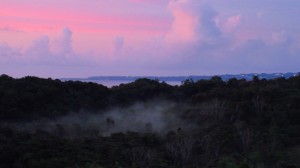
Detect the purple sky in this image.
<box><xmin>1</xmin><ymin>0</ymin><xmax>300</xmax><ymax>78</ymax></box>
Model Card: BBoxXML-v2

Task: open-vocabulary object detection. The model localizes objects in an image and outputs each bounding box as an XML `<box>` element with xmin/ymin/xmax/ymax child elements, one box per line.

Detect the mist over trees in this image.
<box><xmin>0</xmin><ymin>74</ymin><xmax>299</xmax><ymax>168</ymax></box>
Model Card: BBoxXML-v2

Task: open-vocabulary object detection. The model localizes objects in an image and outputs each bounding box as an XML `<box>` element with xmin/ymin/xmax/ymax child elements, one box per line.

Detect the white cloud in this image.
<box><xmin>58</xmin><ymin>28</ymin><xmax>73</xmax><ymax>57</ymax></box>
<box><xmin>0</xmin><ymin>43</ymin><xmax>21</xmax><ymax>62</ymax></box>
<box><xmin>272</xmin><ymin>30</ymin><xmax>287</xmax><ymax>43</ymax></box>
<box><xmin>25</xmin><ymin>36</ymin><xmax>51</xmax><ymax>61</ymax></box>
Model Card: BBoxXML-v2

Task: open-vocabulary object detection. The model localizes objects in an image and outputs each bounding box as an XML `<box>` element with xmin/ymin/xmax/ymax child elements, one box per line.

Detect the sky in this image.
<box><xmin>1</xmin><ymin>0</ymin><xmax>300</xmax><ymax>78</ymax></box>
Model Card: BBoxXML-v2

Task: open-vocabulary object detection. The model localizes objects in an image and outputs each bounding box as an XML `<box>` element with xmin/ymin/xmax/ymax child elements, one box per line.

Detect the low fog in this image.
<box><xmin>1</xmin><ymin>100</ymin><xmax>193</xmax><ymax>138</ymax></box>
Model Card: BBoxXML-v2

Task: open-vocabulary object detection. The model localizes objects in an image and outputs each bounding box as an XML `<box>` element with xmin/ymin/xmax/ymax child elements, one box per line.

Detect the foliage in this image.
<box><xmin>0</xmin><ymin>74</ymin><xmax>300</xmax><ymax>168</ymax></box>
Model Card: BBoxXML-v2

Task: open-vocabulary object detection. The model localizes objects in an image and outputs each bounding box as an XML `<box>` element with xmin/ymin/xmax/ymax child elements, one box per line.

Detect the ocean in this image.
<box><xmin>71</xmin><ymin>79</ymin><xmax>182</xmax><ymax>87</ymax></box>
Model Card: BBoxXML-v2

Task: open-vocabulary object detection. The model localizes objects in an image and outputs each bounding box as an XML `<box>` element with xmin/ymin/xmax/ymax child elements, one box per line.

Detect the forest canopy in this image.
<box><xmin>0</xmin><ymin>74</ymin><xmax>299</xmax><ymax>168</ymax></box>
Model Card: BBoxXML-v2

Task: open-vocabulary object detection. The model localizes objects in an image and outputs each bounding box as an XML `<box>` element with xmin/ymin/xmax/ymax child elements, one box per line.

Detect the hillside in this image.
<box><xmin>0</xmin><ymin>74</ymin><xmax>299</xmax><ymax>168</ymax></box>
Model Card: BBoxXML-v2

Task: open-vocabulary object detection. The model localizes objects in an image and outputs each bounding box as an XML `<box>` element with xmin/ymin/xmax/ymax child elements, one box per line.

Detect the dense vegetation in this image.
<box><xmin>0</xmin><ymin>74</ymin><xmax>299</xmax><ymax>168</ymax></box>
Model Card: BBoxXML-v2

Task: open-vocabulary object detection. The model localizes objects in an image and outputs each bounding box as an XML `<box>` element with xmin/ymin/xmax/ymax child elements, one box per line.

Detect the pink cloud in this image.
<box><xmin>0</xmin><ymin>3</ymin><xmax>170</xmax><ymax>34</ymax></box>
<box><xmin>165</xmin><ymin>0</ymin><xmax>222</xmax><ymax>45</ymax></box>
<box><xmin>166</xmin><ymin>0</ymin><xmax>201</xmax><ymax>43</ymax></box>
<box><xmin>224</xmin><ymin>15</ymin><xmax>242</xmax><ymax>32</ymax></box>
<box><xmin>128</xmin><ymin>0</ymin><xmax>164</xmax><ymax>3</ymax></box>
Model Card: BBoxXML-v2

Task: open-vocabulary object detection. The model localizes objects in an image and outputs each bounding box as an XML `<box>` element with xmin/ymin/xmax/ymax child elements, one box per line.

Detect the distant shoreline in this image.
<box><xmin>61</xmin><ymin>72</ymin><xmax>299</xmax><ymax>82</ymax></box>
<box><xmin>60</xmin><ymin>72</ymin><xmax>299</xmax><ymax>87</ymax></box>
